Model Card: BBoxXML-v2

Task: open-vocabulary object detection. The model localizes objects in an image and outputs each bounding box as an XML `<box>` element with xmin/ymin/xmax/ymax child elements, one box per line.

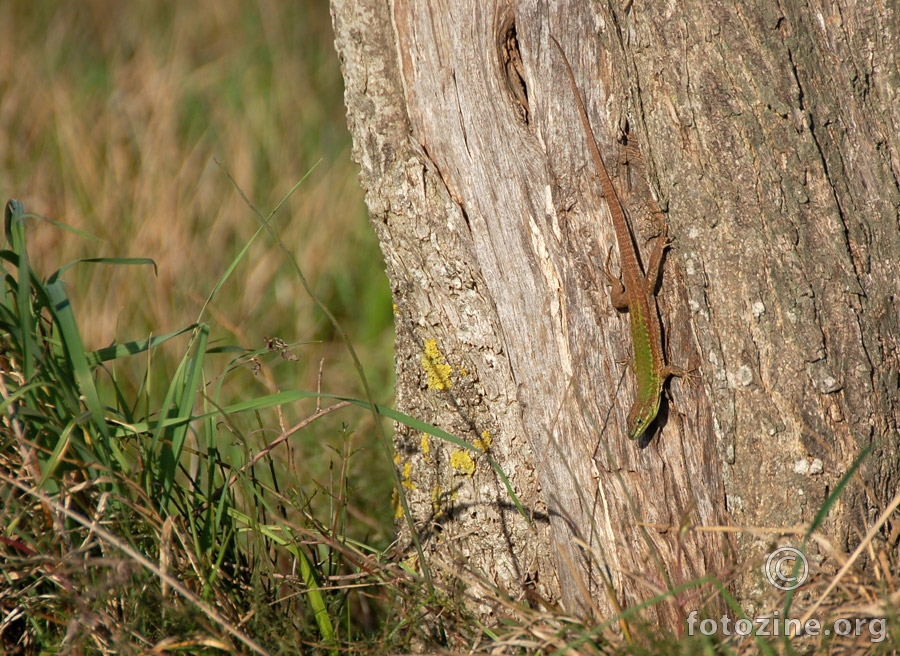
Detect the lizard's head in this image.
<box><xmin>627</xmin><ymin>396</ymin><xmax>662</xmax><ymax>441</ymax></box>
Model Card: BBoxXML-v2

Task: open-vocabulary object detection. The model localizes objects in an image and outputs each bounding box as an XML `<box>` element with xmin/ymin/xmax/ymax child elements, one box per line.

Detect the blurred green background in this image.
<box><xmin>0</xmin><ymin>1</ymin><xmax>396</xmax><ymax>540</ymax></box>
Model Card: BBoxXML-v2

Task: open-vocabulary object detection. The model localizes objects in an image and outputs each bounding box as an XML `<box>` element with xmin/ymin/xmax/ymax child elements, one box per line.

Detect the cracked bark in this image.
<box><xmin>330</xmin><ymin>0</ymin><xmax>900</xmax><ymax>624</ymax></box>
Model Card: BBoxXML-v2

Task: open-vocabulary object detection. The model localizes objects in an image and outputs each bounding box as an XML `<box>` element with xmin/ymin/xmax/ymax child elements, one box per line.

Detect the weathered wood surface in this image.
<box><xmin>331</xmin><ymin>0</ymin><xmax>900</xmax><ymax>623</ymax></box>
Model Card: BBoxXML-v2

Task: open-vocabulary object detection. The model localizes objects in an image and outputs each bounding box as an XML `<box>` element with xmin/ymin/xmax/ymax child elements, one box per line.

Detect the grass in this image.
<box><xmin>1</xmin><ymin>2</ymin><xmax>898</xmax><ymax>654</ymax></box>
<box><xmin>0</xmin><ymin>1</ymin><xmax>403</xmax><ymax>651</ymax></box>
<box><xmin>0</xmin><ymin>190</ymin><xmax>390</xmax><ymax>652</ymax></box>
<box><xmin>0</xmin><ymin>191</ymin><xmax>537</xmax><ymax>653</ymax></box>
<box><xmin>0</xmin><ymin>0</ymin><xmax>395</xmax><ymax>545</ymax></box>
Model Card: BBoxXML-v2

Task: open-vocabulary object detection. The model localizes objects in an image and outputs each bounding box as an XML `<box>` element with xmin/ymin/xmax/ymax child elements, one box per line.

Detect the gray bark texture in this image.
<box><xmin>330</xmin><ymin>0</ymin><xmax>900</xmax><ymax>625</ymax></box>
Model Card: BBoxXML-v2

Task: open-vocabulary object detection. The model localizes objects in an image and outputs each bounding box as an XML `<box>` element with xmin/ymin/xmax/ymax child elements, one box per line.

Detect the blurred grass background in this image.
<box><xmin>0</xmin><ymin>0</ymin><xmax>395</xmax><ymax>539</ymax></box>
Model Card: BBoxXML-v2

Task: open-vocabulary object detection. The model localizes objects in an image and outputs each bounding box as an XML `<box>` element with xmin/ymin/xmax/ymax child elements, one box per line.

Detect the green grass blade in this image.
<box><xmin>802</xmin><ymin>443</ymin><xmax>871</xmax><ymax>540</ymax></box>
<box><xmin>0</xmin><ymin>380</ymin><xmax>49</xmax><ymax>415</ymax></box>
<box><xmin>52</xmin><ymin>256</ymin><xmax>157</xmax><ymax>279</ymax></box>
<box><xmin>195</xmin><ymin>221</ymin><xmax>266</xmax><ymax>324</ymax></box>
<box><xmin>146</xmin><ymin>331</ymin><xmax>196</xmax><ymax>496</ymax></box>
<box><xmin>195</xmin><ymin>161</ymin><xmax>319</xmax><ymax>324</ymax></box>
<box><xmin>36</xmin><ymin>420</ymin><xmax>77</xmax><ymax>491</ymax></box>
<box><xmin>45</xmin><ymin>273</ymin><xmax>129</xmax><ymax>474</ymax></box>
<box><xmin>3</xmin><ymin>209</ymin><xmax>100</xmax><ymax>243</ymax></box>
<box><xmin>293</xmin><ymin>537</ymin><xmax>337</xmax><ymax>651</ymax></box>
<box><xmin>158</xmin><ymin>324</ymin><xmax>210</xmax><ymax>510</ymax></box>
<box><xmin>86</xmin><ymin>325</ymin><xmax>198</xmax><ymax>365</ymax></box>
<box><xmin>35</xmin><ymin>215</ymin><xmax>101</xmax><ymax>242</ymax></box>
<box><xmin>5</xmin><ymin>200</ymin><xmax>36</xmax><ymax>381</ymax></box>
<box><xmin>227</xmin><ymin>508</ymin><xmax>336</xmax><ymax>651</ymax></box>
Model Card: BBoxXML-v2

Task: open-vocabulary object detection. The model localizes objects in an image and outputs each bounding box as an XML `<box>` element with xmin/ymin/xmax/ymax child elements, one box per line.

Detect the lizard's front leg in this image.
<box><xmin>601</xmin><ymin>246</ymin><xmax>630</xmax><ymax>311</ymax></box>
<box><xmin>643</xmin><ymin>226</ymin><xmax>672</xmax><ymax>290</ymax></box>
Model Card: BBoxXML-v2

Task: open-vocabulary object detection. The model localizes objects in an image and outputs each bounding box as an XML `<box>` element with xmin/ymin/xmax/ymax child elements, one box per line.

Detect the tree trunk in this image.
<box><xmin>330</xmin><ymin>0</ymin><xmax>900</xmax><ymax>625</ymax></box>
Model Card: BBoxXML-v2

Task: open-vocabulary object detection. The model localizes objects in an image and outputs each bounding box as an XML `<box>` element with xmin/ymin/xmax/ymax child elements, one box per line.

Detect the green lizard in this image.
<box><xmin>551</xmin><ymin>37</ymin><xmax>691</xmax><ymax>440</ymax></box>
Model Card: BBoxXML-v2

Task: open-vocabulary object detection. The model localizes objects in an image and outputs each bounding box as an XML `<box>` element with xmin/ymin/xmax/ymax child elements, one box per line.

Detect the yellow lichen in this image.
<box><xmin>392</xmin><ymin>487</ymin><xmax>404</xmax><ymax>518</ymax></box>
<box><xmin>422</xmin><ymin>338</ymin><xmax>453</xmax><ymax>391</ymax></box>
<box><xmin>393</xmin><ymin>451</ymin><xmax>401</xmax><ymax>465</ymax></box>
<box><xmin>474</xmin><ymin>430</ymin><xmax>492</xmax><ymax>452</ymax></box>
<box><xmin>431</xmin><ymin>486</ymin><xmax>443</xmax><ymax>517</ymax></box>
<box><xmin>459</xmin><ymin>366</ymin><xmax>469</xmax><ymax>377</ymax></box>
<box><xmin>420</xmin><ymin>433</ymin><xmax>430</xmax><ymax>455</ymax></box>
<box><xmin>450</xmin><ymin>449</ymin><xmax>475</xmax><ymax>476</ymax></box>
<box><xmin>402</xmin><ymin>462</ymin><xmax>417</xmax><ymax>490</ymax></box>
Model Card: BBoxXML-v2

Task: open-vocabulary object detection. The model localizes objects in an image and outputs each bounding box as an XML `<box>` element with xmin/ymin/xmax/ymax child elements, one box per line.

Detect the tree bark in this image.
<box><xmin>330</xmin><ymin>0</ymin><xmax>900</xmax><ymax>625</ymax></box>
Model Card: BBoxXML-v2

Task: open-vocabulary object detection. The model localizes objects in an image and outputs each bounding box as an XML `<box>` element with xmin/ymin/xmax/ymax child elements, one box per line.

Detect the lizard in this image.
<box><xmin>550</xmin><ymin>36</ymin><xmax>691</xmax><ymax>441</ymax></box>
